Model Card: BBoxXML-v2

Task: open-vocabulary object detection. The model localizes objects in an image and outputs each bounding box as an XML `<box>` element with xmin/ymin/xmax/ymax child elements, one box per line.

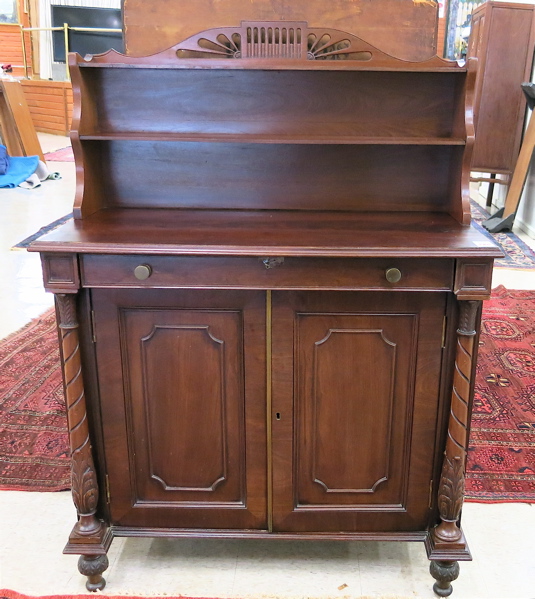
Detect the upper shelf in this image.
<box><xmin>75</xmin><ymin>60</ymin><xmax>466</xmax><ymax>73</ymax></box>
<box><xmin>78</xmin><ymin>132</ymin><xmax>467</xmax><ymax>145</ymax></box>
<box><xmin>71</xmin><ymin>68</ymin><xmax>473</xmax><ymax>141</ymax></box>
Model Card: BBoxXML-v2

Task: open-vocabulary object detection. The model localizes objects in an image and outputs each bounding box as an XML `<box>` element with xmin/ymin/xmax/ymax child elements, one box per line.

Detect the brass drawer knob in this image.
<box><xmin>385</xmin><ymin>267</ymin><xmax>402</xmax><ymax>283</ymax></box>
<box><xmin>134</xmin><ymin>264</ymin><xmax>152</xmax><ymax>280</ymax></box>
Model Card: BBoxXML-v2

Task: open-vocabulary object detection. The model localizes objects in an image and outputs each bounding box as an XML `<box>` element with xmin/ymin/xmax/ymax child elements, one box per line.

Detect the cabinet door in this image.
<box><xmin>271</xmin><ymin>291</ymin><xmax>446</xmax><ymax>533</ymax></box>
<box><xmin>92</xmin><ymin>288</ymin><xmax>267</xmax><ymax>530</ymax></box>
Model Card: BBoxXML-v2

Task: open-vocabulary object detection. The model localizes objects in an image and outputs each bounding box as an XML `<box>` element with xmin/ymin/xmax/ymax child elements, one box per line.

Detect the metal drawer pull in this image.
<box><xmin>262</xmin><ymin>257</ymin><xmax>285</xmax><ymax>269</ymax></box>
<box><xmin>134</xmin><ymin>264</ymin><xmax>152</xmax><ymax>280</ymax></box>
<box><xmin>385</xmin><ymin>267</ymin><xmax>402</xmax><ymax>283</ymax></box>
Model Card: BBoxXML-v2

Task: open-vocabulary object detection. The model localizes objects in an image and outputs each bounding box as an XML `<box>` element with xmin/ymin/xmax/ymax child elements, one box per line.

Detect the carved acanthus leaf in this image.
<box><xmin>437</xmin><ymin>455</ymin><xmax>465</xmax><ymax>522</ymax></box>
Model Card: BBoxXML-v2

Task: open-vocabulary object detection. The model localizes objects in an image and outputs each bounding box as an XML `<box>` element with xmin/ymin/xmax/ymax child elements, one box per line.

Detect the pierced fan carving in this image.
<box><xmin>307</xmin><ymin>33</ymin><xmax>371</xmax><ymax>61</ymax></box>
<box><xmin>174</xmin><ymin>21</ymin><xmax>376</xmax><ymax>61</ymax></box>
<box><xmin>177</xmin><ymin>33</ymin><xmax>242</xmax><ymax>59</ymax></box>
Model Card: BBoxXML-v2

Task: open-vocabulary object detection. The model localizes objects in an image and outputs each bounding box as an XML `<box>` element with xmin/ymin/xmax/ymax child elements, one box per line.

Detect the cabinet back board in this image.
<box><xmin>82</xmin><ymin>69</ymin><xmax>459</xmax><ymax>138</ymax></box>
<box><xmin>90</xmin><ymin>140</ymin><xmax>461</xmax><ymax>212</ymax></box>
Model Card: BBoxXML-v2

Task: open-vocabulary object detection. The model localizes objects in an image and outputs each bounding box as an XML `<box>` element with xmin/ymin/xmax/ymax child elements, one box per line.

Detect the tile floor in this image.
<box><xmin>0</xmin><ymin>134</ymin><xmax>534</xmax><ymax>598</ymax></box>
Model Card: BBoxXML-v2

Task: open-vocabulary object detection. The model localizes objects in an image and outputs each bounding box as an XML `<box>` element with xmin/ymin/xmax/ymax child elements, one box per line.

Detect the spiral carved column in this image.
<box><xmin>430</xmin><ymin>300</ymin><xmax>479</xmax><ymax>596</ymax></box>
<box><xmin>56</xmin><ymin>294</ymin><xmax>107</xmax><ymax>591</ymax></box>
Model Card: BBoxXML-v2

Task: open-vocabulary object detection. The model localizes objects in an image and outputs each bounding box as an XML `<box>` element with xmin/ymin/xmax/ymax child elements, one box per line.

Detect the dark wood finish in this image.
<box><xmin>55</xmin><ymin>293</ymin><xmax>102</xmax><ymax>540</ymax></box>
<box><xmin>41</xmin><ymin>253</ymin><xmax>80</xmax><ymax>293</ymax></box>
<box><xmin>467</xmin><ymin>1</ymin><xmax>535</xmax><ymax>186</ymax></box>
<box><xmin>432</xmin><ymin>302</ymin><xmax>479</xmax><ymax>546</ymax></box>
<box><xmin>29</xmin><ymin>22</ymin><xmax>501</xmax><ymax>594</ymax></box>
<box><xmin>271</xmin><ymin>291</ymin><xmax>446</xmax><ymax>533</ymax></box>
<box><xmin>122</xmin><ymin>0</ymin><xmax>439</xmax><ymax>61</ymax></box>
<box><xmin>66</xmin><ymin>32</ymin><xmax>474</xmax><ymax>223</ymax></box>
<box><xmin>430</xmin><ymin>560</ymin><xmax>460</xmax><ymax>597</ymax></box>
<box><xmin>81</xmin><ymin>255</ymin><xmax>455</xmax><ymax>291</ymax></box>
<box><xmin>454</xmin><ymin>259</ymin><xmax>494</xmax><ymax>299</ymax></box>
<box><xmin>77</xmin><ymin>142</ymin><xmax>463</xmax><ymax>214</ymax></box>
<box><xmin>91</xmin><ymin>288</ymin><xmax>267</xmax><ymax>530</ymax></box>
<box><xmin>55</xmin><ymin>293</ymin><xmax>111</xmax><ymax>589</ymax></box>
<box><xmin>78</xmin><ymin>555</ymin><xmax>109</xmax><ymax>592</ymax></box>
<box><xmin>33</xmin><ymin>210</ymin><xmax>502</xmax><ymax>259</ymax></box>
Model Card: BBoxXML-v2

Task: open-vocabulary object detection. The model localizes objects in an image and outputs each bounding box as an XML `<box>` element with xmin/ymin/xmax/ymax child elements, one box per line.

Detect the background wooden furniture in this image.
<box><xmin>31</xmin><ymin>22</ymin><xmax>500</xmax><ymax>597</ymax></box>
<box><xmin>483</xmin><ymin>83</ymin><xmax>535</xmax><ymax>232</ymax></box>
<box><xmin>0</xmin><ymin>79</ymin><xmax>44</xmax><ymax>160</ymax></box>
<box><xmin>122</xmin><ymin>0</ymin><xmax>439</xmax><ymax>61</ymax></box>
<box><xmin>20</xmin><ymin>79</ymin><xmax>73</xmax><ymax>136</ymax></box>
<box><xmin>467</xmin><ymin>1</ymin><xmax>535</xmax><ymax>202</ymax></box>
<box><xmin>0</xmin><ymin>0</ymin><xmax>33</xmax><ymax>79</ymax></box>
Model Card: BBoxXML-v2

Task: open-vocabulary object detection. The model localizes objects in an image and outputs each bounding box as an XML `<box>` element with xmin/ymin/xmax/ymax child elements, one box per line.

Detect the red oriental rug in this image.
<box><xmin>43</xmin><ymin>146</ymin><xmax>74</xmax><ymax>162</ymax></box>
<box><xmin>465</xmin><ymin>286</ymin><xmax>535</xmax><ymax>502</ymax></box>
<box><xmin>1</xmin><ymin>287</ymin><xmax>534</xmax><ymax>501</ymax></box>
<box><xmin>0</xmin><ymin>592</ymin><xmax>219</xmax><ymax>599</ymax></box>
<box><xmin>0</xmin><ymin>309</ymin><xmax>70</xmax><ymax>491</ymax></box>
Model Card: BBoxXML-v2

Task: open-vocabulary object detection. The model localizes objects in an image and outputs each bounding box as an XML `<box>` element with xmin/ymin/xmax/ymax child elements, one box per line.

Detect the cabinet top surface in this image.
<box><xmin>30</xmin><ymin>209</ymin><xmax>502</xmax><ymax>258</ymax></box>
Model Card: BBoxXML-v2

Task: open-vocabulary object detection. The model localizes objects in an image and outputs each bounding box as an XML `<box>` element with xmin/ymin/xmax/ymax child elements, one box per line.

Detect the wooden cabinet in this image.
<box><xmin>271</xmin><ymin>291</ymin><xmax>447</xmax><ymax>533</ymax></box>
<box><xmin>468</xmin><ymin>1</ymin><xmax>535</xmax><ymax>192</ymax></box>
<box><xmin>92</xmin><ymin>289</ymin><xmax>267</xmax><ymax>531</ymax></box>
<box><xmin>30</xmin><ymin>21</ymin><xmax>501</xmax><ymax>597</ymax></box>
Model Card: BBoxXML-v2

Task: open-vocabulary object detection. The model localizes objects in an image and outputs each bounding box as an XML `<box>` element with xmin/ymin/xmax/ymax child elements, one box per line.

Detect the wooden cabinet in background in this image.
<box><xmin>31</xmin><ymin>21</ymin><xmax>501</xmax><ymax>597</ymax></box>
<box><xmin>468</xmin><ymin>1</ymin><xmax>535</xmax><ymax>196</ymax></box>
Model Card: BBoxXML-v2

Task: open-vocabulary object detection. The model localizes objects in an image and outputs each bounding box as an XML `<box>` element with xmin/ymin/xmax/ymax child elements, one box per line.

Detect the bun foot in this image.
<box><xmin>430</xmin><ymin>560</ymin><xmax>460</xmax><ymax>597</ymax></box>
<box><xmin>78</xmin><ymin>554</ymin><xmax>109</xmax><ymax>592</ymax></box>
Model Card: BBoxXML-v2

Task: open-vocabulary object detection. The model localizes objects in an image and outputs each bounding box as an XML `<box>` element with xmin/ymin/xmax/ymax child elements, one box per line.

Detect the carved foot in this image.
<box><xmin>78</xmin><ymin>554</ymin><xmax>109</xmax><ymax>592</ymax></box>
<box><xmin>430</xmin><ymin>560</ymin><xmax>460</xmax><ymax>597</ymax></box>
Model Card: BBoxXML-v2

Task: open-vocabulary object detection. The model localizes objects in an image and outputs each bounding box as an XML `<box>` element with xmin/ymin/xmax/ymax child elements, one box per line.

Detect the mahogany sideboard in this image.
<box><xmin>30</xmin><ymin>22</ymin><xmax>501</xmax><ymax>597</ymax></box>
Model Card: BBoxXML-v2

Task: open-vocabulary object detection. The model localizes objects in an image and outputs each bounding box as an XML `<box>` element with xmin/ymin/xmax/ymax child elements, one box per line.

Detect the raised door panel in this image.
<box><xmin>92</xmin><ymin>288</ymin><xmax>267</xmax><ymax>530</ymax></box>
<box><xmin>271</xmin><ymin>291</ymin><xmax>446</xmax><ymax>533</ymax></box>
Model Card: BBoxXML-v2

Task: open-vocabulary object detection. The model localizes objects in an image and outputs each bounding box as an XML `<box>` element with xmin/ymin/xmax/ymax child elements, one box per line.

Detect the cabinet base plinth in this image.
<box><xmin>64</xmin><ymin>522</ymin><xmax>113</xmax><ymax>555</ymax></box>
<box><xmin>425</xmin><ymin>528</ymin><xmax>472</xmax><ymax>562</ymax></box>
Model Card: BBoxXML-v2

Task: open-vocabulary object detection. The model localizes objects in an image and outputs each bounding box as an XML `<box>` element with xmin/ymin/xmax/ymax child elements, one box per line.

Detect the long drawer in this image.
<box><xmin>80</xmin><ymin>255</ymin><xmax>454</xmax><ymax>291</ymax></box>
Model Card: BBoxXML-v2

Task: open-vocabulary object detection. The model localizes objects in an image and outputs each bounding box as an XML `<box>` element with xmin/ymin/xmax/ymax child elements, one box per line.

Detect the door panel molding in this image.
<box><xmin>311</xmin><ymin>327</ymin><xmax>397</xmax><ymax>495</ymax></box>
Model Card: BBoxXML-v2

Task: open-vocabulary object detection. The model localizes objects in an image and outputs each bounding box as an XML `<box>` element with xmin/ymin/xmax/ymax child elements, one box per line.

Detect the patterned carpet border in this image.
<box><xmin>43</xmin><ymin>146</ymin><xmax>74</xmax><ymax>162</ymax></box>
<box><xmin>0</xmin><ymin>591</ymin><xmax>225</xmax><ymax>599</ymax></box>
<box><xmin>470</xmin><ymin>200</ymin><xmax>535</xmax><ymax>270</ymax></box>
<box><xmin>0</xmin><ymin>592</ymin><xmax>413</xmax><ymax>599</ymax></box>
<box><xmin>13</xmin><ymin>214</ymin><xmax>73</xmax><ymax>250</ymax></box>
<box><xmin>0</xmin><ymin>592</ymin><xmax>410</xmax><ymax>599</ymax></box>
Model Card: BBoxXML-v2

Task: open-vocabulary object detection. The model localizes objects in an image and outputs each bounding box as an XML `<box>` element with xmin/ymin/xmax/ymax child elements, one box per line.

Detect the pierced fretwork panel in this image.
<box><xmin>175</xmin><ymin>21</ymin><xmax>377</xmax><ymax>61</ymax></box>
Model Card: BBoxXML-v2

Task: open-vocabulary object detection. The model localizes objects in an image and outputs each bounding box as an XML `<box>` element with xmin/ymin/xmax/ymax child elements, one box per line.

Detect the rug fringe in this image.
<box><xmin>0</xmin><ymin>590</ymin><xmax>413</xmax><ymax>599</ymax></box>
